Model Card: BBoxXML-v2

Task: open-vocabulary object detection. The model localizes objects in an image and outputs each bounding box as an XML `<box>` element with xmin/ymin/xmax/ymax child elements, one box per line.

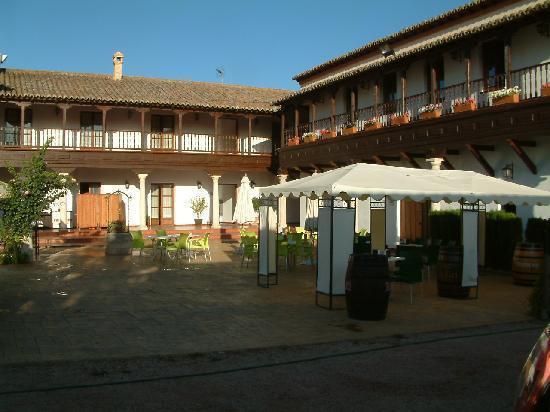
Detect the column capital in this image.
<box><xmin>210</xmin><ymin>174</ymin><xmax>221</xmax><ymax>181</ymax></box>
<box><xmin>53</xmin><ymin>167</ymin><xmax>76</xmax><ymax>175</ymax></box>
<box><xmin>57</xmin><ymin>103</ymin><xmax>72</xmax><ymax>110</ymax></box>
<box><xmin>426</xmin><ymin>157</ymin><xmax>444</xmax><ymax>170</ymax></box>
<box><xmin>16</xmin><ymin>102</ymin><xmax>32</xmax><ymax>108</ymax></box>
<box><xmin>277</xmin><ymin>174</ymin><xmax>288</xmax><ymax>184</ymax></box>
<box><xmin>96</xmin><ymin>106</ymin><xmax>113</xmax><ymax>112</ymax></box>
<box><xmin>136</xmin><ymin>108</ymin><xmax>149</xmax><ymax>113</ymax></box>
<box><xmin>137</xmin><ymin>173</ymin><xmax>148</xmax><ymax>180</ymax></box>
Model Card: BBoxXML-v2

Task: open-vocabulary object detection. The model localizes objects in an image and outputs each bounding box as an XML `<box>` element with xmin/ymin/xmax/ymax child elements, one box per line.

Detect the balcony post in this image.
<box><xmin>247</xmin><ymin>114</ymin><xmax>254</xmax><ymax>155</ymax></box>
<box><xmin>294</xmin><ymin>107</ymin><xmax>299</xmax><ymax>138</ymax></box>
<box><xmin>280</xmin><ymin>112</ymin><xmax>286</xmax><ymax>148</ymax></box>
<box><xmin>311</xmin><ymin>102</ymin><xmax>316</xmax><ymax>131</ymax></box>
<box><xmin>99</xmin><ymin>106</ymin><xmax>111</xmax><ymax>149</ymax></box>
<box><xmin>431</xmin><ymin>65</ymin><xmax>437</xmax><ymax>104</ymax></box>
<box><xmin>213</xmin><ymin>112</ymin><xmax>221</xmax><ymax>153</ymax></box>
<box><xmin>16</xmin><ymin>102</ymin><xmax>30</xmax><ymax>147</ymax></box>
<box><xmin>350</xmin><ymin>89</ymin><xmax>356</xmax><ymax>123</ymax></box>
<box><xmin>176</xmin><ymin>110</ymin><xmax>185</xmax><ymax>152</ymax></box>
<box><xmin>400</xmin><ymin>71</ymin><xmax>407</xmax><ymax>114</ymax></box>
<box><xmin>504</xmin><ymin>38</ymin><xmax>512</xmax><ymax>88</ymax></box>
<box><xmin>138</xmin><ymin>108</ymin><xmax>147</xmax><ymax>151</ymax></box>
<box><xmin>56</xmin><ymin>104</ymin><xmax>71</xmax><ymax>149</ymax></box>
<box><xmin>374</xmin><ymin>80</ymin><xmax>380</xmax><ymax>117</ymax></box>
<box><xmin>330</xmin><ymin>94</ymin><xmax>336</xmax><ymax>131</ymax></box>
<box><xmin>465</xmin><ymin>49</ymin><xmax>472</xmax><ymax>96</ymax></box>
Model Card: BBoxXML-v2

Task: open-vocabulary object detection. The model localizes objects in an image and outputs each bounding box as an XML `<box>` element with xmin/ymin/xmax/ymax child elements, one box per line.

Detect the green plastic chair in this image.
<box><xmin>131</xmin><ymin>231</ymin><xmax>145</xmax><ymax>256</ymax></box>
<box><xmin>392</xmin><ymin>254</ymin><xmax>424</xmax><ymax>304</ymax></box>
<box><xmin>156</xmin><ymin>229</ymin><xmax>167</xmax><ymax>236</ymax></box>
<box><xmin>277</xmin><ymin>240</ymin><xmax>289</xmax><ymax>271</ymax></box>
<box><xmin>188</xmin><ymin>233</ymin><xmax>211</xmax><ymax>262</ymax></box>
<box><xmin>166</xmin><ymin>233</ymin><xmax>191</xmax><ymax>261</ymax></box>
<box><xmin>241</xmin><ymin>236</ymin><xmax>258</xmax><ymax>267</ymax></box>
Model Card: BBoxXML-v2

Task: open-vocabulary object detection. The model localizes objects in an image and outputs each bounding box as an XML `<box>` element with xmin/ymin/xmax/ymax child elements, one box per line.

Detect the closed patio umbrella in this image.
<box><xmin>304</xmin><ymin>197</ymin><xmax>318</xmax><ymax>231</ymax></box>
<box><xmin>233</xmin><ymin>174</ymin><xmax>257</xmax><ymax>224</ymax></box>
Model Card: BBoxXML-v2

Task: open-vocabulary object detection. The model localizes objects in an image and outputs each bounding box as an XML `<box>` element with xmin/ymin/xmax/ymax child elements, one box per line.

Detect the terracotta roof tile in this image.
<box><xmin>0</xmin><ymin>69</ymin><xmax>290</xmax><ymax>113</ymax></box>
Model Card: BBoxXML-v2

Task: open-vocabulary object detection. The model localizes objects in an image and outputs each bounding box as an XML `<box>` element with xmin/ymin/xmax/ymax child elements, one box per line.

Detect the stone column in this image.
<box><xmin>138</xmin><ymin>173</ymin><xmax>148</xmax><ymax>229</ymax></box>
<box><xmin>211</xmin><ymin>175</ymin><xmax>221</xmax><ymax>229</ymax></box>
<box><xmin>277</xmin><ymin>174</ymin><xmax>288</xmax><ymax>231</ymax></box>
<box><xmin>59</xmin><ymin>172</ymin><xmax>70</xmax><ymax>229</ymax></box>
<box><xmin>427</xmin><ymin>158</ymin><xmax>444</xmax><ymax>211</ymax></box>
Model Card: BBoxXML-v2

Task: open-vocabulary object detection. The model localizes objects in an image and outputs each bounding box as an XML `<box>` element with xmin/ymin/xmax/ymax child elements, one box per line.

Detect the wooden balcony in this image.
<box><xmin>0</xmin><ymin>129</ymin><xmax>273</xmax><ymax>172</ymax></box>
<box><xmin>280</xmin><ymin>62</ymin><xmax>550</xmax><ymax>173</ymax></box>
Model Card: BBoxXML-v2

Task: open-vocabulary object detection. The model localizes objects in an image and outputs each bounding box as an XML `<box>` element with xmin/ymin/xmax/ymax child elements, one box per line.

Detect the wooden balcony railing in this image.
<box><xmin>0</xmin><ymin>128</ymin><xmax>272</xmax><ymax>155</ymax></box>
<box><xmin>284</xmin><ymin>61</ymin><xmax>550</xmax><ymax>146</ymax></box>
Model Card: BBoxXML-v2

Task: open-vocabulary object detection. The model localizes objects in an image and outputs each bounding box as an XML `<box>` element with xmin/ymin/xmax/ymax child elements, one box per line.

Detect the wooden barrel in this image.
<box><xmin>512</xmin><ymin>243</ymin><xmax>544</xmax><ymax>286</ymax></box>
<box><xmin>345</xmin><ymin>253</ymin><xmax>390</xmax><ymax>321</ymax></box>
<box><xmin>436</xmin><ymin>246</ymin><xmax>470</xmax><ymax>298</ymax></box>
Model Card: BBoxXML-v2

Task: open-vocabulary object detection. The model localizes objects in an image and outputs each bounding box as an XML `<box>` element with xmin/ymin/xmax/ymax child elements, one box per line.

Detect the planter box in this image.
<box><xmin>105</xmin><ymin>232</ymin><xmax>132</xmax><ymax>255</ymax></box>
<box><xmin>492</xmin><ymin>93</ymin><xmax>520</xmax><ymax>106</ymax></box>
<box><xmin>419</xmin><ymin>109</ymin><xmax>442</xmax><ymax>120</ymax></box>
<box><xmin>453</xmin><ymin>102</ymin><xmax>477</xmax><ymax>113</ymax></box>
<box><xmin>542</xmin><ymin>86</ymin><xmax>550</xmax><ymax>97</ymax></box>
<box><xmin>390</xmin><ymin>115</ymin><xmax>410</xmax><ymax>126</ymax></box>
<box><xmin>303</xmin><ymin>135</ymin><xmax>318</xmax><ymax>143</ymax></box>
<box><xmin>320</xmin><ymin>131</ymin><xmax>336</xmax><ymax>138</ymax></box>
<box><xmin>342</xmin><ymin>126</ymin><xmax>358</xmax><ymax>136</ymax></box>
<box><xmin>287</xmin><ymin>137</ymin><xmax>300</xmax><ymax>146</ymax></box>
<box><xmin>363</xmin><ymin>122</ymin><xmax>382</xmax><ymax>132</ymax></box>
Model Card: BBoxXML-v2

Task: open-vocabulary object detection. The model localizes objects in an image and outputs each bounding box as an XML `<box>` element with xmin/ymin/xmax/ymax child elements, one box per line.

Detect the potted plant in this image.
<box><xmin>302</xmin><ymin>132</ymin><xmax>318</xmax><ymax>143</ymax></box>
<box><xmin>542</xmin><ymin>82</ymin><xmax>550</xmax><ymax>97</ymax></box>
<box><xmin>190</xmin><ymin>195</ymin><xmax>207</xmax><ymax>226</ymax></box>
<box><xmin>287</xmin><ymin>136</ymin><xmax>300</xmax><ymax>146</ymax></box>
<box><xmin>105</xmin><ymin>219</ymin><xmax>132</xmax><ymax>255</ymax></box>
<box><xmin>342</xmin><ymin>120</ymin><xmax>357</xmax><ymax>135</ymax></box>
<box><xmin>363</xmin><ymin>117</ymin><xmax>382</xmax><ymax>132</ymax></box>
<box><xmin>452</xmin><ymin>97</ymin><xmax>477</xmax><ymax>113</ymax></box>
<box><xmin>489</xmin><ymin>86</ymin><xmax>521</xmax><ymax>106</ymax></box>
<box><xmin>390</xmin><ymin>111</ymin><xmax>410</xmax><ymax>126</ymax></box>
<box><xmin>319</xmin><ymin>129</ymin><xmax>336</xmax><ymax>138</ymax></box>
<box><xmin>418</xmin><ymin>103</ymin><xmax>443</xmax><ymax>120</ymax></box>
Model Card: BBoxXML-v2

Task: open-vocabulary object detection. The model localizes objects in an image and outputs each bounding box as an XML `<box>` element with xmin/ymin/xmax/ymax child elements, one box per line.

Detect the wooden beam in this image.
<box><xmin>442</xmin><ymin>156</ymin><xmax>455</xmax><ymax>170</ymax></box>
<box><xmin>372</xmin><ymin>155</ymin><xmax>387</xmax><ymax>166</ymax></box>
<box><xmin>400</xmin><ymin>151</ymin><xmax>421</xmax><ymax>168</ymax></box>
<box><xmin>507</xmin><ymin>138</ymin><xmax>537</xmax><ymax>174</ymax></box>
<box><xmin>466</xmin><ymin>144</ymin><xmax>494</xmax><ymax>176</ymax></box>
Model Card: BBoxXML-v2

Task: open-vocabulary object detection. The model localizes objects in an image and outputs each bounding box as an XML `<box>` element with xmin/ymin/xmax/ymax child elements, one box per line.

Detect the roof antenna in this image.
<box><xmin>216</xmin><ymin>67</ymin><xmax>225</xmax><ymax>83</ymax></box>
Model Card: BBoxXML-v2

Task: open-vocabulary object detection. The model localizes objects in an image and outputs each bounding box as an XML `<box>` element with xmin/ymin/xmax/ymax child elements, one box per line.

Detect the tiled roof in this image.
<box><xmin>293</xmin><ymin>0</ymin><xmax>500</xmax><ymax>82</ymax></box>
<box><xmin>278</xmin><ymin>0</ymin><xmax>550</xmax><ymax>103</ymax></box>
<box><xmin>0</xmin><ymin>69</ymin><xmax>290</xmax><ymax>114</ymax></box>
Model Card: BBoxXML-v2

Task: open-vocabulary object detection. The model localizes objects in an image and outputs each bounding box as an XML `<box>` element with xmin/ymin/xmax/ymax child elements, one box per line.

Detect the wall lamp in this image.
<box><xmin>250</xmin><ymin>180</ymin><xmax>256</xmax><ymax>189</ymax></box>
<box><xmin>379</xmin><ymin>43</ymin><xmax>395</xmax><ymax>58</ymax></box>
<box><xmin>197</xmin><ymin>181</ymin><xmax>202</xmax><ymax>189</ymax></box>
<box><xmin>125</xmin><ymin>180</ymin><xmax>130</xmax><ymax>190</ymax></box>
<box><xmin>502</xmin><ymin>163</ymin><xmax>514</xmax><ymax>180</ymax></box>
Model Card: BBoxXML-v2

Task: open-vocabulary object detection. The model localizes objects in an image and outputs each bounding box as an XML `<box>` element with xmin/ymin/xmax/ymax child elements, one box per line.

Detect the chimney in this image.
<box><xmin>112</xmin><ymin>51</ymin><xmax>124</xmax><ymax>80</ymax></box>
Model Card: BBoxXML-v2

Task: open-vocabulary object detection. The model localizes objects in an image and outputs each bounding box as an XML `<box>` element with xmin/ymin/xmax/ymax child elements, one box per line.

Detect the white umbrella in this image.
<box><xmin>233</xmin><ymin>174</ymin><xmax>257</xmax><ymax>224</ymax></box>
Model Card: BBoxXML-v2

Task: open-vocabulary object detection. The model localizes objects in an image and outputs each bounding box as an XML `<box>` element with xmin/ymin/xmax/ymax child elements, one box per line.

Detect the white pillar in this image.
<box><xmin>277</xmin><ymin>174</ymin><xmax>288</xmax><ymax>230</ymax></box>
<box><xmin>138</xmin><ymin>173</ymin><xmax>148</xmax><ymax>230</ymax></box>
<box><xmin>59</xmin><ymin>172</ymin><xmax>69</xmax><ymax>229</ymax></box>
<box><xmin>211</xmin><ymin>175</ymin><xmax>221</xmax><ymax>229</ymax></box>
<box><xmin>426</xmin><ymin>158</ymin><xmax>444</xmax><ymax>211</ymax></box>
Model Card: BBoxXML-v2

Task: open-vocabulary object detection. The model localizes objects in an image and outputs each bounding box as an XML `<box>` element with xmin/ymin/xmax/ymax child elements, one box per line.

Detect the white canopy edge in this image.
<box><xmin>259</xmin><ymin>164</ymin><xmax>550</xmax><ymax>206</ymax></box>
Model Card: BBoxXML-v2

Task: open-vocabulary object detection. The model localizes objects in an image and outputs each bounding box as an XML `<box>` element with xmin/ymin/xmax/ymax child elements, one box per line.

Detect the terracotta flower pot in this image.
<box><xmin>453</xmin><ymin>102</ymin><xmax>477</xmax><ymax>113</ymax></box>
<box><xmin>288</xmin><ymin>137</ymin><xmax>300</xmax><ymax>146</ymax></box>
<box><xmin>342</xmin><ymin>126</ymin><xmax>358</xmax><ymax>136</ymax></box>
<box><xmin>363</xmin><ymin>122</ymin><xmax>382</xmax><ymax>132</ymax></box>
<box><xmin>320</xmin><ymin>131</ymin><xmax>336</xmax><ymax>138</ymax></box>
<box><xmin>541</xmin><ymin>86</ymin><xmax>550</xmax><ymax>97</ymax></box>
<box><xmin>492</xmin><ymin>94</ymin><xmax>519</xmax><ymax>106</ymax></box>
<box><xmin>390</xmin><ymin>114</ymin><xmax>410</xmax><ymax>126</ymax></box>
<box><xmin>419</xmin><ymin>109</ymin><xmax>442</xmax><ymax>120</ymax></box>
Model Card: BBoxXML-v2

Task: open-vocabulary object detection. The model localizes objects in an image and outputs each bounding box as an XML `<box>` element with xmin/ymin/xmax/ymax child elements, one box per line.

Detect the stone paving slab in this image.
<box><xmin>0</xmin><ymin>241</ymin><xmax>533</xmax><ymax>365</ymax></box>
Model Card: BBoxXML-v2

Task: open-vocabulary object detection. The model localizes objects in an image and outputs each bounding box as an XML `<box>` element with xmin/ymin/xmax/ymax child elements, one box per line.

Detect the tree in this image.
<box><xmin>0</xmin><ymin>144</ymin><xmax>74</xmax><ymax>263</ymax></box>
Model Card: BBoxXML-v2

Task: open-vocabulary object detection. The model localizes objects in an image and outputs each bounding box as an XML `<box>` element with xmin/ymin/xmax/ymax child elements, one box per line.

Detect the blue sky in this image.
<box><xmin>2</xmin><ymin>0</ymin><xmax>467</xmax><ymax>90</ymax></box>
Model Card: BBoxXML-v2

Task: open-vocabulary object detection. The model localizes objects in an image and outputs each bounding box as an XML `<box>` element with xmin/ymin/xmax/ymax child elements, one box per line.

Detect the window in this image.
<box><xmin>79</xmin><ymin>182</ymin><xmax>101</xmax><ymax>194</ymax></box>
<box><xmin>482</xmin><ymin>40</ymin><xmax>505</xmax><ymax>89</ymax></box>
<box><xmin>4</xmin><ymin>108</ymin><xmax>32</xmax><ymax>146</ymax></box>
<box><xmin>345</xmin><ymin>87</ymin><xmax>359</xmax><ymax>115</ymax></box>
<box><xmin>80</xmin><ymin>112</ymin><xmax>102</xmax><ymax>147</ymax></box>
<box><xmin>382</xmin><ymin>73</ymin><xmax>397</xmax><ymax>103</ymax></box>
<box><xmin>150</xmin><ymin>115</ymin><xmax>175</xmax><ymax>149</ymax></box>
<box><xmin>426</xmin><ymin>58</ymin><xmax>445</xmax><ymax>91</ymax></box>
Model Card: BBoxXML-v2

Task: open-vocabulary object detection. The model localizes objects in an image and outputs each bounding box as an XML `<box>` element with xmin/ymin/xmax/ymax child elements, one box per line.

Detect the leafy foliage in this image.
<box><xmin>107</xmin><ymin>220</ymin><xmax>126</xmax><ymax>233</ymax></box>
<box><xmin>0</xmin><ymin>144</ymin><xmax>74</xmax><ymax>263</ymax></box>
<box><xmin>485</xmin><ymin>211</ymin><xmax>523</xmax><ymax>271</ymax></box>
<box><xmin>189</xmin><ymin>195</ymin><xmax>208</xmax><ymax>219</ymax></box>
<box><xmin>429</xmin><ymin>210</ymin><xmax>461</xmax><ymax>243</ymax></box>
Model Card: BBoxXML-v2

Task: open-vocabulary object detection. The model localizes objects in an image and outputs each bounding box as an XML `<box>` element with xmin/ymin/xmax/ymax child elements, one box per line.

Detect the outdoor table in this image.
<box><xmin>146</xmin><ymin>234</ymin><xmax>181</xmax><ymax>260</ymax></box>
<box><xmin>388</xmin><ymin>256</ymin><xmax>405</xmax><ymax>273</ymax></box>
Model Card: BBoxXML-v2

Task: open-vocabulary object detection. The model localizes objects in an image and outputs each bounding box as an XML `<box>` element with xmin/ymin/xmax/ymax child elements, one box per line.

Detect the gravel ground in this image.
<box><xmin>0</xmin><ymin>321</ymin><xmax>543</xmax><ymax>411</ymax></box>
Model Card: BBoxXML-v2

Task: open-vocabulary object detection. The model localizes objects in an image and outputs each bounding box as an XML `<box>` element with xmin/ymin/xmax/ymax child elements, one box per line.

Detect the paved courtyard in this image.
<box><xmin>0</xmin><ymin>240</ymin><xmax>534</xmax><ymax>364</ymax></box>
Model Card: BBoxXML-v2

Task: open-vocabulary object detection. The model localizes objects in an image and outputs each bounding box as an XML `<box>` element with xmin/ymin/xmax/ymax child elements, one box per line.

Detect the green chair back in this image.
<box><xmin>131</xmin><ymin>230</ymin><xmax>143</xmax><ymax>240</ymax></box>
<box><xmin>156</xmin><ymin>229</ymin><xmax>167</xmax><ymax>236</ymax></box>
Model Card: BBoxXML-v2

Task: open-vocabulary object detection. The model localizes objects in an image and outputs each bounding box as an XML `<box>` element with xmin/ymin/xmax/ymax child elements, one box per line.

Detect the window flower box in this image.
<box><xmin>288</xmin><ymin>136</ymin><xmax>300</xmax><ymax>146</ymax></box>
<box><xmin>390</xmin><ymin>113</ymin><xmax>410</xmax><ymax>126</ymax></box>
<box><xmin>302</xmin><ymin>132</ymin><xmax>318</xmax><ymax>143</ymax></box>
<box><xmin>363</xmin><ymin>122</ymin><xmax>382</xmax><ymax>132</ymax></box>
<box><xmin>319</xmin><ymin>129</ymin><xmax>336</xmax><ymax>138</ymax></box>
<box><xmin>453</xmin><ymin>99</ymin><xmax>477</xmax><ymax>113</ymax></box>
<box><xmin>541</xmin><ymin>83</ymin><xmax>550</xmax><ymax>97</ymax></box>
<box><xmin>418</xmin><ymin>103</ymin><xmax>442</xmax><ymax>120</ymax></box>
<box><xmin>342</xmin><ymin>126</ymin><xmax>357</xmax><ymax>135</ymax></box>
<box><xmin>489</xmin><ymin>86</ymin><xmax>521</xmax><ymax>106</ymax></box>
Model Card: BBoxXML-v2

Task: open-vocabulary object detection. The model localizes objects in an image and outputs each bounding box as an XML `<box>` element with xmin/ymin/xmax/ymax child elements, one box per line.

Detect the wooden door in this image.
<box><xmin>219</xmin><ymin>118</ymin><xmax>238</xmax><ymax>153</ymax></box>
<box><xmin>400</xmin><ymin>199</ymin><xmax>426</xmax><ymax>242</ymax></box>
<box><xmin>151</xmin><ymin>184</ymin><xmax>174</xmax><ymax>226</ymax></box>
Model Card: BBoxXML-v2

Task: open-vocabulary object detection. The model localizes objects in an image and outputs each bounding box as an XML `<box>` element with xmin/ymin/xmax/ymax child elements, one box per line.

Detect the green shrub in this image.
<box><xmin>485</xmin><ymin>211</ymin><xmax>523</xmax><ymax>271</ymax></box>
<box><xmin>107</xmin><ymin>220</ymin><xmax>126</xmax><ymax>233</ymax></box>
<box><xmin>525</xmin><ymin>218</ymin><xmax>550</xmax><ymax>248</ymax></box>
<box><xmin>429</xmin><ymin>210</ymin><xmax>460</xmax><ymax>243</ymax></box>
